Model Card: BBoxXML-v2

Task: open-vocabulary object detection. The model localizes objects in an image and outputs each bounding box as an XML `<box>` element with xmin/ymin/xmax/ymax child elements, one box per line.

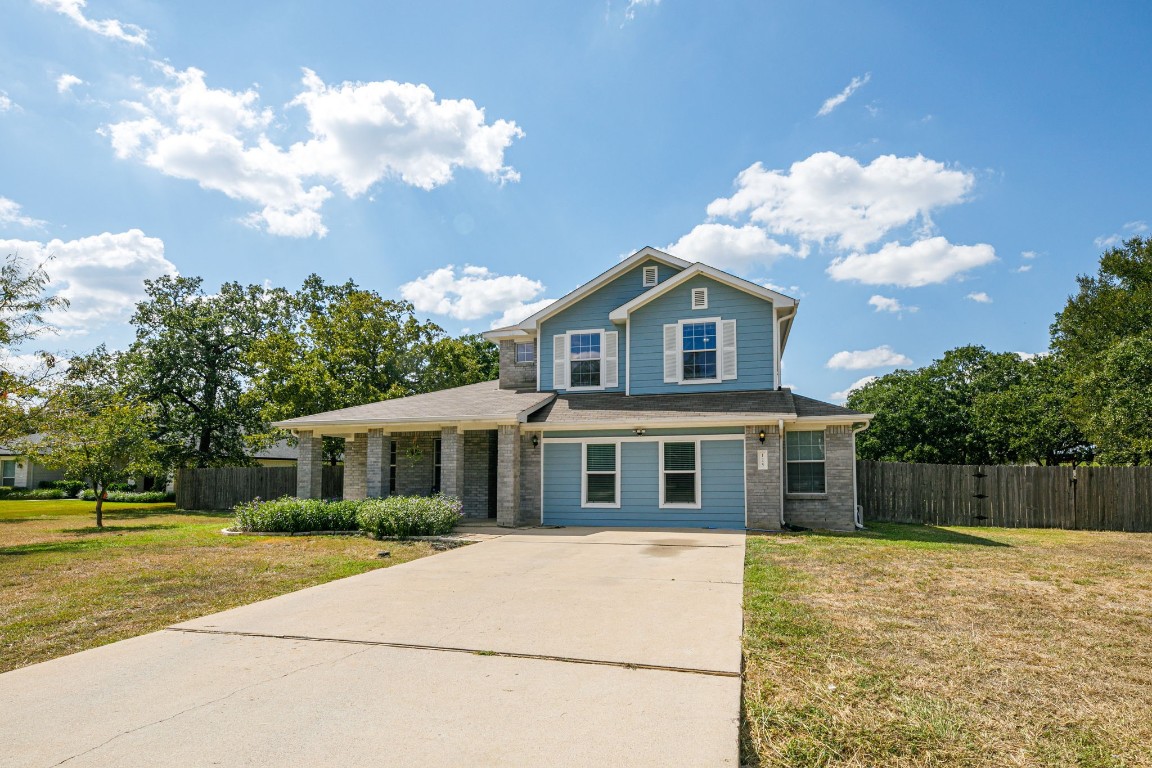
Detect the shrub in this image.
<box><xmin>2</xmin><ymin>488</ymin><xmax>67</xmax><ymax>500</ymax></box>
<box><xmin>107</xmin><ymin>482</ymin><xmax>135</xmax><ymax>492</ymax></box>
<box><xmin>40</xmin><ymin>479</ymin><xmax>87</xmax><ymax>497</ymax></box>
<box><xmin>357</xmin><ymin>494</ymin><xmax>462</xmax><ymax>538</ymax></box>
<box><xmin>77</xmin><ymin>489</ymin><xmax>173</xmax><ymax>503</ymax></box>
<box><xmin>232</xmin><ymin>496</ymin><xmax>361</xmax><ymax>533</ymax></box>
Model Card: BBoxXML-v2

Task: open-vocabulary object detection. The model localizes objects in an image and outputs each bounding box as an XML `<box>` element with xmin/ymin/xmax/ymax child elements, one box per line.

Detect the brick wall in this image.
<box><xmin>296</xmin><ymin>430</ymin><xmax>323</xmax><ymax>499</ymax></box>
<box><xmin>745</xmin><ymin>425</ymin><xmax>782</xmax><ymax>530</ymax></box>
<box><xmin>499</xmin><ymin>339</ymin><xmax>537</xmax><ymax>390</ymax></box>
<box><xmin>462</xmin><ymin>430</ymin><xmax>492</xmax><ymax>518</ymax></box>
<box><xmin>783</xmin><ymin>425</ymin><xmax>856</xmax><ymax>531</ymax></box>
<box><xmin>518</xmin><ymin>431</ymin><xmax>541</xmax><ymax>526</ymax></box>
<box><xmin>343</xmin><ymin>433</ymin><xmax>367</xmax><ymax>500</ymax></box>
<box><xmin>496</xmin><ymin>424</ymin><xmax>520</xmax><ymax>526</ymax></box>
<box><xmin>393</xmin><ymin>431</ymin><xmax>437</xmax><ymax>496</ymax></box>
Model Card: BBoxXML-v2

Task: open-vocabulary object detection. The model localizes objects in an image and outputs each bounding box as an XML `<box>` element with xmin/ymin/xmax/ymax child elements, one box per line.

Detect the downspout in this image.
<box><xmin>778</xmin><ymin>418</ymin><xmax>787</xmax><ymax>529</ymax></box>
<box><xmin>775</xmin><ymin>306</ymin><xmax>798</xmax><ymax>389</ymax></box>
<box><xmin>852</xmin><ymin>422</ymin><xmax>869</xmax><ymax>529</ymax></box>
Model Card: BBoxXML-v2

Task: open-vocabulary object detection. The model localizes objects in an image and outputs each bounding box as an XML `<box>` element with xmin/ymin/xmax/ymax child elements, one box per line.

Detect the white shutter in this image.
<box><xmin>604</xmin><ymin>331</ymin><xmax>619</xmax><ymax>387</ymax></box>
<box><xmin>663</xmin><ymin>324</ymin><xmax>679</xmax><ymax>383</ymax></box>
<box><xmin>553</xmin><ymin>334</ymin><xmax>568</xmax><ymax>390</ymax></box>
<box><xmin>721</xmin><ymin>319</ymin><xmax>738</xmax><ymax>380</ymax></box>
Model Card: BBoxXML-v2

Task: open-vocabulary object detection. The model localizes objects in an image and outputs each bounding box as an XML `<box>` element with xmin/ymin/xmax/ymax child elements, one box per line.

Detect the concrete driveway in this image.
<box><xmin>0</xmin><ymin>527</ymin><xmax>745</xmax><ymax>767</ymax></box>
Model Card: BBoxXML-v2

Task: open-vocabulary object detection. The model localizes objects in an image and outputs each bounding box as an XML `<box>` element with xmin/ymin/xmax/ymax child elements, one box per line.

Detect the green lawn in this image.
<box><xmin>742</xmin><ymin>523</ymin><xmax>1152</xmax><ymax>767</ymax></box>
<box><xmin>0</xmin><ymin>499</ymin><xmax>434</xmax><ymax>673</ymax></box>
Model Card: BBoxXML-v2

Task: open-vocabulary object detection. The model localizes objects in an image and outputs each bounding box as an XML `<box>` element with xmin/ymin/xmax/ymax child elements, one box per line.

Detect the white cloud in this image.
<box><xmin>0</xmin><ymin>197</ymin><xmax>47</xmax><ymax>229</ymax></box>
<box><xmin>625</xmin><ymin>0</ymin><xmax>661</xmax><ymax>21</ymax></box>
<box><xmin>34</xmin><ymin>0</ymin><xmax>148</xmax><ymax>46</ymax></box>
<box><xmin>1015</xmin><ymin>351</ymin><xmax>1042</xmax><ymax>361</ymax></box>
<box><xmin>1015</xmin><ymin>264</ymin><xmax>1032</xmax><ymax>273</ymax></box>
<box><xmin>1125</xmin><ymin>220</ymin><xmax>1148</xmax><ymax>233</ymax></box>
<box><xmin>667</xmin><ymin>222</ymin><xmax>803</xmax><ymax>270</ymax></box>
<box><xmin>1021</xmin><ymin>250</ymin><xmax>1038</xmax><ymax>259</ymax></box>
<box><xmin>104</xmin><ymin>65</ymin><xmax>524</xmax><ymax>238</ymax></box>
<box><xmin>1095</xmin><ymin>221</ymin><xmax>1148</xmax><ymax>250</ymax></box>
<box><xmin>817</xmin><ymin>73</ymin><xmax>871</xmax><ymax>117</ymax></box>
<box><xmin>1094</xmin><ymin>233</ymin><xmax>1121</xmax><ymax>249</ymax></box>
<box><xmin>868</xmin><ymin>294</ymin><xmax>917</xmax><ymax>313</ymax></box>
<box><xmin>966</xmin><ymin>291</ymin><xmax>992</xmax><ymax>303</ymax></box>
<box><xmin>492</xmin><ymin>298</ymin><xmax>557</xmax><ymax>329</ymax></box>
<box><xmin>706</xmin><ymin>152</ymin><xmax>974</xmax><ymax>251</ymax></box>
<box><xmin>400</xmin><ymin>264</ymin><xmax>547</xmax><ymax>323</ymax></box>
<box><xmin>0</xmin><ymin>229</ymin><xmax>176</xmax><ymax>335</ymax></box>
<box><xmin>830</xmin><ymin>375</ymin><xmax>877</xmax><ymax>402</ymax></box>
<box><xmin>826</xmin><ymin>345</ymin><xmax>912</xmax><ymax>370</ymax></box>
<box><xmin>755</xmin><ymin>279</ymin><xmax>802</xmax><ymax>296</ymax></box>
<box><xmin>0</xmin><ymin>92</ymin><xmax>13</xmax><ymax>112</ymax></box>
<box><xmin>827</xmin><ymin>237</ymin><xmax>997</xmax><ymax>287</ymax></box>
<box><xmin>56</xmin><ymin>74</ymin><xmax>84</xmax><ymax>94</ymax></box>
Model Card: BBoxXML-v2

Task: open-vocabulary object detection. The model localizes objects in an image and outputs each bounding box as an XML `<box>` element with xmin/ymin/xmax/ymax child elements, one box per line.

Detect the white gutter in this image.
<box><xmin>852</xmin><ymin>421</ymin><xmax>870</xmax><ymax>529</ymax></box>
<box><xmin>775</xmin><ymin>306</ymin><xmax>798</xmax><ymax>388</ymax></box>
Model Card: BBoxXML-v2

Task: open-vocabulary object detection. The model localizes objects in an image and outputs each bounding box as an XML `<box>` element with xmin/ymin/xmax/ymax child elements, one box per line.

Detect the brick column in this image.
<box><xmin>440</xmin><ymin>426</ymin><xmax>464</xmax><ymax>500</ymax></box>
<box><xmin>517</xmin><ymin>430</ymin><xmax>541</xmax><ymax>526</ymax></box>
<box><xmin>745</xmin><ymin>425</ymin><xmax>782</xmax><ymax>530</ymax></box>
<box><xmin>366</xmin><ymin>429</ymin><xmax>388</xmax><ymax>498</ymax></box>
<box><xmin>343</xmin><ymin>433</ymin><xmax>368</xmax><ymax>500</ymax></box>
<box><xmin>296</xmin><ymin>430</ymin><xmax>323</xmax><ymax>499</ymax></box>
<box><xmin>497</xmin><ymin>424</ymin><xmax>521</xmax><ymax>527</ymax></box>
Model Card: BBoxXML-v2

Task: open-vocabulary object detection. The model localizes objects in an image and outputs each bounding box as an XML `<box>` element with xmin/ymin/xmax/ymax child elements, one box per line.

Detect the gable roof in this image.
<box><xmin>484</xmin><ymin>246</ymin><xmax>690</xmax><ymax>341</ymax></box>
<box><xmin>607</xmin><ymin>262</ymin><xmax>797</xmax><ymax>322</ymax></box>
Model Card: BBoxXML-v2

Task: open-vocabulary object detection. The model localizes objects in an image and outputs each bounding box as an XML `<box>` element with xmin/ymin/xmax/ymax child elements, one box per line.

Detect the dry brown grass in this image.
<box><xmin>742</xmin><ymin>524</ymin><xmax>1152</xmax><ymax>768</ymax></box>
<box><xmin>0</xmin><ymin>501</ymin><xmax>435</xmax><ymax>673</ymax></box>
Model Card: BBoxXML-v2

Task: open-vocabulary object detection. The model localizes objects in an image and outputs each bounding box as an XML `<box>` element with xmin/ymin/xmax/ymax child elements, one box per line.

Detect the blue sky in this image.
<box><xmin>1</xmin><ymin>0</ymin><xmax>1150</xmax><ymax>402</ymax></box>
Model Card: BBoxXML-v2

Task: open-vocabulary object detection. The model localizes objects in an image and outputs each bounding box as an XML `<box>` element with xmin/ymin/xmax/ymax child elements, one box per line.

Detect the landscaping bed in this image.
<box><xmin>230</xmin><ymin>494</ymin><xmax>462</xmax><ymax>538</ymax></box>
<box><xmin>742</xmin><ymin>523</ymin><xmax>1152</xmax><ymax>767</ymax></box>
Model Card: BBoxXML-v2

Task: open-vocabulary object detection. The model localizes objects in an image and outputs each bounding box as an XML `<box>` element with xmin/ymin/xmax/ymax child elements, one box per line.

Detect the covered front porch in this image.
<box><xmin>292</xmin><ymin>425</ymin><xmax>541</xmax><ymax>527</ymax></box>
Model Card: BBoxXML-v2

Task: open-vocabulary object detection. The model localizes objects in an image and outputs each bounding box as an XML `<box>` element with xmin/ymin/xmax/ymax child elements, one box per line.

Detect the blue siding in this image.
<box><xmin>629</xmin><ymin>274</ymin><xmax>775</xmax><ymax>394</ymax></box>
<box><xmin>541</xmin><ymin>438</ymin><xmax>745</xmax><ymax>528</ymax></box>
<box><xmin>542</xmin><ymin>427</ymin><xmax>743</xmax><ymax>438</ymax></box>
<box><xmin>539</xmin><ymin>260</ymin><xmax>682</xmax><ymax>392</ymax></box>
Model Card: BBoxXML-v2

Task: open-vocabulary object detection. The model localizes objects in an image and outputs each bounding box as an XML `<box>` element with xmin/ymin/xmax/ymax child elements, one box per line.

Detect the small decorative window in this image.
<box><xmin>569</xmin><ymin>332</ymin><xmax>602</xmax><ymax>388</ymax></box>
<box><xmin>1</xmin><ymin>460</ymin><xmax>15</xmax><ymax>487</ymax></box>
<box><xmin>643</xmin><ymin>265</ymin><xmax>658</xmax><ymax>286</ymax></box>
<box><xmin>786</xmin><ymin>431</ymin><xmax>826</xmax><ymax>494</ymax></box>
<box><xmin>691</xmin><ymin>287</ymin><xmax>708</xmax><ymax>309</ymax></box>
<box><xmin>682</xmin><ymin>321</ymin><xmax>718</xmax><ymax>381</ymax></box>
<box><xmin>432</xmin><ymin>438</ymin><xmax>442</xmax><ymax>494</ymax></box>
<box><xmin>389</xmin><ymin>440</ymin><xmax>397</xmax><ymax>494</ymax></box>
<box><xmin>661</xmin><ymin>442</ymin><xmax>698</xmax><ymax>506</ymax></box>
<box><xmin>515</xmin><ymin>342</ymin><xmax>535</xmax><ymax>363</ymax></box>
<box><xmin>583</xmin><ymin>443</ymin><xmax>618</xmax><ymax>506</ymax></box>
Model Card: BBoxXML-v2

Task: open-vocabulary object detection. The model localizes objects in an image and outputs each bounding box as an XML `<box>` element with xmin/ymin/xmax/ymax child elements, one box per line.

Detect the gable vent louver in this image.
<box><xmin>691</xmin><ymin>287</ymin><xmax>708</xmax><ymax>309</ymax></box>
<box><xmin>642</xmin><ymin>265</ymin><xmax>658</xmax><ymax>287</ymax></box>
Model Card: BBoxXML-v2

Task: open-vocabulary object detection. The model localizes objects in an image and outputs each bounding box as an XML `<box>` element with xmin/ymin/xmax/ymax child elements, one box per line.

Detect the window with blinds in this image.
<box><xmin>583</xmin><ymin>443</ymin><xmax>618</xmax><ymax>506</ymax></box>
<box><xmin>661</xmin><ymin>441</ymin><xmax>698</xmax><ymax>506</ymax></box>
<box><xmin>786</xmin><ymin>431</ymin><xmax>826</xmax><ymax>493</ymax></box>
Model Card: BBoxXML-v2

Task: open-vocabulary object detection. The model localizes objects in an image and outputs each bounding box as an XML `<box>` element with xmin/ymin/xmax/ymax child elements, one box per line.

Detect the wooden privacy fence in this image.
<box><xmin>175</xmin><ymin>466</ymin><xmax>344</xmax><ymax>510</ymax></box>
<box><xmin>857</xmin><ymin>461</ymin><xmax>1152</xmax><ymax>532</ymax></box>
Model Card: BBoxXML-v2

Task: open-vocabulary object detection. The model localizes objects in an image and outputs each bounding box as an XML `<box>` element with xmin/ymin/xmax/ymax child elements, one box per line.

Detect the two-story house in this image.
<box><xmin>274</xmin><ymin>247</ymin><xmax>871</xmax><ymax>531</ymax></box>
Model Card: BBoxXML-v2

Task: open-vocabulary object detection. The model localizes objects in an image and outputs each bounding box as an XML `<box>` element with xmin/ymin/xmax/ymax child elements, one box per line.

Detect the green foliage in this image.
<box><xmin>124</xmin><ymin>276</ymin><xmax>283</xmax><ymax>469</ymax></box>
<box><xmin>232</xmin><ymin>496</ymin><xmax>363</xmax><ymax>533</ymax></box>
<box><xmin>1051</xmin><ymin>237</ymin><xmax>1152</xmax><ymax>464</ymax></box>
<box><xmin>849</xmin><ymin>346</ymin><xmax>1087</xmax><ymax>465</ymax></box>
<box><xmin>77</xmin><ymin>489</ymin><xmax>173</xmax><ymax>503</ymax></box>
<box><xmin>40</xmin><ymin>479</ymin><xmax>87</xmax><ymax>496</ymax></box>
<box><xmin>0</xmin><ymin>487</ymin><xmax>66</xmax><ymax>500</ymax></box>
<box><xmin>356</xmin><ymin>494</ymin><xmax>463</xmax><ymax>538</ymax></box>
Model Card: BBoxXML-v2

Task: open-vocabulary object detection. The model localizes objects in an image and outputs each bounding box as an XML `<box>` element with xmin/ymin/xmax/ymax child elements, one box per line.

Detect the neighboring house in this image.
<box><xmin>0</xmin><ymin>434</ymin><xmax>65</xmax><ymax>489</ymax></box>
<box><xmin>250</xmin><ymin>439</ymin><xmax>299</xmax><ymax>467</ymax></box>
<box><xmin>274</xmin><ymin>247</ymin><xmax>872</xmax><ymax>531</ymax></box>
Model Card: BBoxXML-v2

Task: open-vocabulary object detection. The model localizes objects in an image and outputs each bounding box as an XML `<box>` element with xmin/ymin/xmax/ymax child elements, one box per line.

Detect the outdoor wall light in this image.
<box><xmin>633</xmin><ymin>427</ymin><xmax>646</xmax><ymax>436</ymax></box>
<box><xmin>758</xmin><ymin>429</ymin><xmax>766</xmax><ymax>444</ymax></box>
<box><xmin>531</xmin><ymin>435</ymin><xmax>539</xmax><ymax>448</ymax></box>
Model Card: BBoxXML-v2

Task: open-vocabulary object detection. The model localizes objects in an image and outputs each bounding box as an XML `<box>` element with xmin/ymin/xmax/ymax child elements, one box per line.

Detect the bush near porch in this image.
<box><xmin>231</xmin><ymin>494</ymin><xmax>462</xmax><ymax>537</ymax></box>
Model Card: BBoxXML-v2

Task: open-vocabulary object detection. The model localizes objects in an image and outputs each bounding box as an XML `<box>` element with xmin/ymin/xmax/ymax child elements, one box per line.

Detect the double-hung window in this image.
<box><xmin>570</xmin><ymin>332</ymin><xmax>602</xmax><ymax>388</ymax></box>
<box><xmin>786</xmin><ymin>431</ymin><xmax>826</xmax><ymax>494</ymax></box>
<box><xmin>682</xmin><ymin>321</ymin><xmax>718</xmax><ymax>381</ymax></box>
<box><xmin>1</xmin><ymin>460</ymin><xmax>15</xmax><ymax>487</ymax></box>
<box><xmin>582</xmin><ymin>443</ymin><xmax>619</xmax><ymax>507</ymax></box>
<box><xmin>661</xmin><ymin>442</ymin><xmax>699</xmax><ymax>507</ymax></box>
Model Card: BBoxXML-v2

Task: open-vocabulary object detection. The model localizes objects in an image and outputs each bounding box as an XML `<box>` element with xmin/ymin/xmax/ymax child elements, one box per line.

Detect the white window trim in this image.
<box><xmin>659</xmin><ymin>439</ymin><xmax>702</xmax><ymax>509</ymax></box>
<box><xmin>581</xmin><ymin>440</ymin><xmax>621</xmax><ymax>508</ymax></box>
<box><xmin>785</xmin><ymin>430</ymin><xmax>827</xmax><ymax>495</ymax></box>
<box><xmin>565</xmin><ymin>329</ymin><xmax>606</xmax><ymax>391</ymax></box>
<box><xmin>677</xmin><ymin>317</ymin><xmax>723</xmax><ymax>386</ymax></box>
<box><xmin>515</xmin><ymin>341</ymin><xmax>535</xmax><ymax>364</ymax></box>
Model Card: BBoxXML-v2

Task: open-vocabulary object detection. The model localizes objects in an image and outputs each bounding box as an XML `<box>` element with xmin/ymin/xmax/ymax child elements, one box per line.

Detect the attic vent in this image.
<box><xmin>642</xmin><ymin>265</ymin><xmax>658</xmax><ymax>287</ymax></box>
<box><xmin>691</xmin><ymin>287</ymin><xmax>708</xmax><ymax>309</ymax></box>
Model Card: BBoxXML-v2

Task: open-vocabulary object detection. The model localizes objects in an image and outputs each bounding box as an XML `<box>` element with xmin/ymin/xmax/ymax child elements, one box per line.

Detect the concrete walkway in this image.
<box><xmin>0</xmin><ymin>528</ymin><xmax>745</xmax><ymax>767</ymax></box>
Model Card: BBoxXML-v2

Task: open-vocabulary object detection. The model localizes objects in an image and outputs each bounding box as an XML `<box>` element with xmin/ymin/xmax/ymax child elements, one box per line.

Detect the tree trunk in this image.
<box><xmin>95</xmin><ymin>491</ymin><xmax>104</xmax><ymax>528</ymax></box>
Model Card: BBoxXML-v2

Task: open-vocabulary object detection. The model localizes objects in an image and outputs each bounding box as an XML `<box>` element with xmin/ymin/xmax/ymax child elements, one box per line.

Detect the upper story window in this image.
<box><xmin>515</xmin><ymin>342</ymin><xmax>535</xmax><ymax>364</ymax></box>
<box><xmin>643</xmin><ymin>265</ymin><xmax>658</xmax><ymax>286</ymax></box>
<box><xmin>682</xmin><ymin>322</ymin><xmax>718</xmax><ymax>381</ymax></box>
<box><xmin>786</xmin><ymin>431</ymin><xmax>826</xmax><ymax>494</ymax></box>
<box><xmin>570</xmin><ymin>332</ymin><xmax>602</xmax><ymax>388</ymax></box>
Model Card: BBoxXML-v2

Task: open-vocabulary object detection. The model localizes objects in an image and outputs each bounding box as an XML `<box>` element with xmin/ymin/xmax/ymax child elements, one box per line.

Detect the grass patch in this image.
<box><xmin>0</xmin><ymin>500</ymin><xmax>435</xmax><ymax>673</ymax></box>
<box><xmin>743</xmin><ymin>523</ymin><xmax>1152</xmax><ymax>767</ymax></box>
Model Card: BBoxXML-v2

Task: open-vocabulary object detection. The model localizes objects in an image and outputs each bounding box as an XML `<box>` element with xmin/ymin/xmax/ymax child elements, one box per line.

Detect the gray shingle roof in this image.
<box><xmin>272</xmin><ymin>380</ymin><xmax>555</xmax><ymax>430</ymax></box>
<box><xmin>528</xmin><ymin>389</ymin><xmax>865</xmax><ymax>425</ymax></box>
